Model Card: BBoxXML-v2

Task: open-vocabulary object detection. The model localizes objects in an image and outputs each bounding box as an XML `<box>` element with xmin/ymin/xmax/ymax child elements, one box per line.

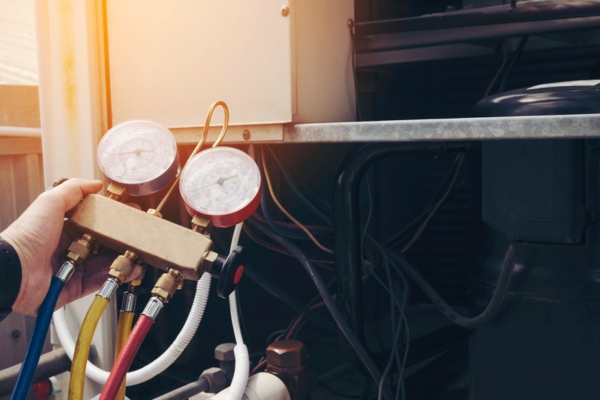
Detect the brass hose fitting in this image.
<box><xmin>151</xmin><ymin>269</ymin><xmax>184</xmax><ymax>303</ymax></box>
<box><xmin>66</xmin><ymin>234</ymin><xmax>95</xmax><ymax>266</ymax></box>
<box><xmin>106</xmin><ymin>183</ymin><xmax>129</xmax><ymax>202</ymax></box>
<box><xmin>191</xmin><ymin>215</ymin><xmax>212</xmax><ymax>234</ymax></box>
<box><xmin>108</xmin><ymin>250</ymin><xmax>138</xmax><ymax>284</ymax></box>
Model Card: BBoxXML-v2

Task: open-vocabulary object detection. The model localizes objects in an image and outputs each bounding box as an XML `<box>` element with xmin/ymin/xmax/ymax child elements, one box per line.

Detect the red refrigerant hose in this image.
<box><xmin>100</xmin><ymin>315</ymin><xmax>154</xmax><ymax>400</ymax></box>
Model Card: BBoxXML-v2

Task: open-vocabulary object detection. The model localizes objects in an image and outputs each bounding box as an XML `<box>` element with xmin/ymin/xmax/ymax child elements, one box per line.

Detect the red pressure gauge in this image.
<box><xmin>179</xmin><ymin>147</ymin><xmax>261</xmax><ymax>228</ymax></box>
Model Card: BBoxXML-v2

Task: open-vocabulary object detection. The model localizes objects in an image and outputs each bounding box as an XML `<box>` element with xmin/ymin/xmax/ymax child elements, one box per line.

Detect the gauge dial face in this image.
<box><xmin>179</xmin><ymin>147</ymin><xmax>261</xmax><ymax>227</ymax></box>
<box><xmin>97</xmin><ymin>120</ymin><xmax>179</xmax><ymax>196</ymax></box>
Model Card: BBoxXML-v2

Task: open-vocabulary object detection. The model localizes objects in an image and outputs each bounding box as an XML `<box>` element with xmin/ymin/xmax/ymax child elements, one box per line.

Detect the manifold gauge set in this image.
<box><xmin>10</xmin><ymin>103</ymin><xmax>272</xmax><ymax>400</ymax></box>
<box><xmin>97</xmin><ymin>118</ymin><xmax>261</xmax><ymax>226</ymax></box>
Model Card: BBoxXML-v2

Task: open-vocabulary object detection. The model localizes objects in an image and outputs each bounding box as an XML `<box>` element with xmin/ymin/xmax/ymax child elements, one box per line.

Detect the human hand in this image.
<box><xmin>1</xmin><ymin>178</ymin><xmax>140</xmax><ymax>316</ymax></box>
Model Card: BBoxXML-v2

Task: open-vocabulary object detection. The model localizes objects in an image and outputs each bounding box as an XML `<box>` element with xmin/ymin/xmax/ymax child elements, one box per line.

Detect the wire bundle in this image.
<box><xmin>242</xmin><ymin>146</ymin><xmax>516</xmax><ymax>400</ymax></box>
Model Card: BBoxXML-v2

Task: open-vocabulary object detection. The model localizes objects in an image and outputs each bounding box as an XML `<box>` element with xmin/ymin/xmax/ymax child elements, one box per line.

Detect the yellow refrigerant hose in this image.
<box><xmin>114</xmin><ymin>291</ymin><xmax>136</xmax><ymax>400</ymax></box>
<box><xmin>68</xmin><ymin>295</ymin><xmax>111</xmax><ymax>400</ymax></box>
<box><xmin>67</xmin><ymin>251</ymin><xmax>137</xmax><ymax>399</ymax></box>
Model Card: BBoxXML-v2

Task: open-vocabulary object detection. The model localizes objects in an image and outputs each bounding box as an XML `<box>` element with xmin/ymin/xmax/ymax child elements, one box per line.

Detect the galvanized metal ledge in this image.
<box><xmin>282</xmin><ymin>114</ymin><xmax>600</xmax><ymax>143</ymax></box>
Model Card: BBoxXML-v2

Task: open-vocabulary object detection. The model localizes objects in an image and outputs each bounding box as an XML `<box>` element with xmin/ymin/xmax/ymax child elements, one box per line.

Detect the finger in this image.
<box><xmin>44</xmin><ymin>178</ymin><xmax>103</xmax><ymax>213</ymax></box>
<box><xmin>52</xmin><ymin>231</ymin><xmax>76</xmax><ymax>273</ymax></box>
<box><xmin>80</xmin><ymin>269</ymin><xmax>113</xmax><ymax>299</ymax></box>
<box><xmin>56</xmin><ymin>268</ymin><xmax>108</xmax><ymax>309</ymax></box>
<box><xmin>81</xmin><ymin>252</ymin><xmax>117</xmax><ymax>274</ymax></box>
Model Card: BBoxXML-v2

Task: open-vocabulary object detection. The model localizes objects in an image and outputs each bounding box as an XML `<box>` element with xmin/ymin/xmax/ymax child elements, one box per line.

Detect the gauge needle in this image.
<box><xmin>194</xmin><ymin>175</ymin><xmax>237</xmax><ymax>191</ymax></box>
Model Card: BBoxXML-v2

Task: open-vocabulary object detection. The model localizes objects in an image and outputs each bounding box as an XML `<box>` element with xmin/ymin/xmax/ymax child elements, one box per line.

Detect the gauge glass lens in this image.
<box><xmin>98</xmin><ymin>120</ymin><xmax>178</xmax><ymax>185</ymax></box>
<box><xmin>180</xmin><ymin>147</ymin><xmax>260</xmax><ymax>216</ymax></box>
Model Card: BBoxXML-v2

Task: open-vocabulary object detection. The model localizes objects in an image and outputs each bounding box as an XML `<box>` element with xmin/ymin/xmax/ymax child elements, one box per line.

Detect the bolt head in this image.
<box><xmin>281</xmin><ymin>5</ymin><xmax>290</xmax><ymax>16</ymax></box>
<box><xmin>200</xmin><ymin>367</ymin><xmax>227</xmax><ymax>392</ymax></box>
<box><xmin>215</xmin><ymin>343</ymin><xmax>236</xmax><ymax>361</ymax></box>
<box><xmin>242</xmin><ymin>129</ymin><xmax>251</xmax><ymax>141</ymax></box>
<box><xmin>266</xmin><ymin>340</ymin><xmax>306</xmax><ymax>372</ymax></box>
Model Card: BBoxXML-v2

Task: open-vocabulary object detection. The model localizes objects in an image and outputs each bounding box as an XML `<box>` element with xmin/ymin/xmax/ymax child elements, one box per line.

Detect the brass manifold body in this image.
<box><xmin>65</xmin><ymin>194</ymin><xmax>220</xmax><ymax>281</ymax></box>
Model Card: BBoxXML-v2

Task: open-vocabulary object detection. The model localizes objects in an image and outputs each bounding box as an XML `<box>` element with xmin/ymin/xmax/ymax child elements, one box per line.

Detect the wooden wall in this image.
<box><xmin>0</xmin><ymin>84</ymin><xmax>43</xmax><ymax>231</ymax></box>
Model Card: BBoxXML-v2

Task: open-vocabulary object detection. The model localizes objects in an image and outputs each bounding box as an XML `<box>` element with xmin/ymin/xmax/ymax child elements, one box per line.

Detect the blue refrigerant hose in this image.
<box><xmin>11</xmin><ymin>261</ymin><xmax>75</xmax><ymax>400</ymax></box>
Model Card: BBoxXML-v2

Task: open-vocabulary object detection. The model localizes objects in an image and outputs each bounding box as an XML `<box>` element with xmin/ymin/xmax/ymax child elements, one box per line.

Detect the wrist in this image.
<box><xmin>0</xmin><ymin>234</ymin><xmax>23</xmax><ymax>321</ymax></box>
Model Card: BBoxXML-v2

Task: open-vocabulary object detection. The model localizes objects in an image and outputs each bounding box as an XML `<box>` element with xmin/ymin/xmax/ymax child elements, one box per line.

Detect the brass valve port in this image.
<box><xmin>191</xmin><ymin>215</ymin><xmax>212</xmax><ymax>234</ymax></box>
<box><xmin>66</xmin><ymin>234</ymin><xmax>95</xmax><ymax>266</ymax></box>
<box><xmin>151</xmin><ymin>269</ymin><xmax>184</xmax><ymax>303</ymax></box>
<box><xmin>128</xmin><ymin>263</ymin><xmax>146</xmax><ymax>291</ymax></box>
<box><xmin>147</xmin><ymin>209</ymin><xmax>163</xmax><ymax>219</ymax></box>
<box><xmin>106</xmin><ymin>183</ymin><xmax>129</xmax><ymax>202</ymax></box>
<box><xmin>107</xmin><ymin>250</ymin><xmax>138</xmax><ymax>284</ymax></box>
<box><xmin>91</xmin><ymin>241</ymin><xmax>102</xmax><ymax>256</ymax></box>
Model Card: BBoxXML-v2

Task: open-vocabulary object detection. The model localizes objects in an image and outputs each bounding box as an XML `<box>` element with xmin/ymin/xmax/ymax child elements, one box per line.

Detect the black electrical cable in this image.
<box><xmin>263</xmin><ymin>276</ymin><xmax>336</xmax><ymax>347</ymax></box>
<box><xmin>498</xmin><ymin>36</ymin><xmax>529</xmax><ymax>93</ymax></box>
<box><xmin>316</xmin><ymin>379</ymin><xmax>362</xmax><ymax>399</ymax></box>
<box><xmin>381</xmin><ymin>249</ymin><xmax>402</xmax><ymax>390</ymax></box>
<box><xmin>260</xmin><ymin>183</ymin><xmax>309</xmax><ymax>241</ymax></box>
<box><xmin>283</xmin><ymin>149</ymin><xmax>334</xmax><ymax>216</ymax></box>
<box><xmin>248</xmin><ymin>217</ymin><xmax>394</xmax><ymax>400</ymax></box>
<box><xmin>386</xmin><ymin>243</ymin><xmax>516</xmax><ymax>329</ymax></box>
<box><xmin>260</xmin><ymin>148</ymin><xmax>333</xmax><ymax>242</ymax></box>
<box><xmin>370</xmin><ymin>241</ymin><xmax>410</xmax><ymax>400</ymax></box>
<box><xmin>378</xmin><ymin>310</ymin><xmax>406</xmax><ymax>400</ymax></box>
<box><xmin>484</xmin><ymin>40</ymin><xmax>509</xmax><ymax>97</ymax></box>
<box><xmin>384</xmin><ymin>154</ymin><xmax>466</xmax><ymax>248</ymax></box>
<box><xmin>243</xmin><ymin>265</ymin><xmax>337</xmax><ymax>335</ymax></box>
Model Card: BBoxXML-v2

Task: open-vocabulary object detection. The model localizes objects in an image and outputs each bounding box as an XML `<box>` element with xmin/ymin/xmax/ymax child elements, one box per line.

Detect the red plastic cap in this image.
<box><xmin>234</xmin><ymin>265</ymin><xmax>244</xmax><ymax>284</ymax></box>
<box><xmin>33</xmin><ymin>380</ymin><xmax>52</xmax><ymax>400</ymax></box>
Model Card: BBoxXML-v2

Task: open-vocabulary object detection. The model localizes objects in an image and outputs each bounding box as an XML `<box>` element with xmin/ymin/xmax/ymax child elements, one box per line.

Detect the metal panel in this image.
<box><xmin>106</xmin><ymin>0</ymin><xmax>293</xmax><ymax>128</ymax></box>
<box><xmin>282</xmin><ymin>114</ymin><xmax>600</xmax><ymax>143</ymax></box>
<box><xmin>356</xmin><ymin>16</ymin><xmax>600</xmax><ymax>54</ymax></box>
<box><xmin>171</xmin><ymin>123</ymin><xmax>283</xmax><ymax>144</ymax></box>
<box><xmin>293</xmin><ymin>1</ymin><xmax>355</xmax><ymax>123</ymax></box>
